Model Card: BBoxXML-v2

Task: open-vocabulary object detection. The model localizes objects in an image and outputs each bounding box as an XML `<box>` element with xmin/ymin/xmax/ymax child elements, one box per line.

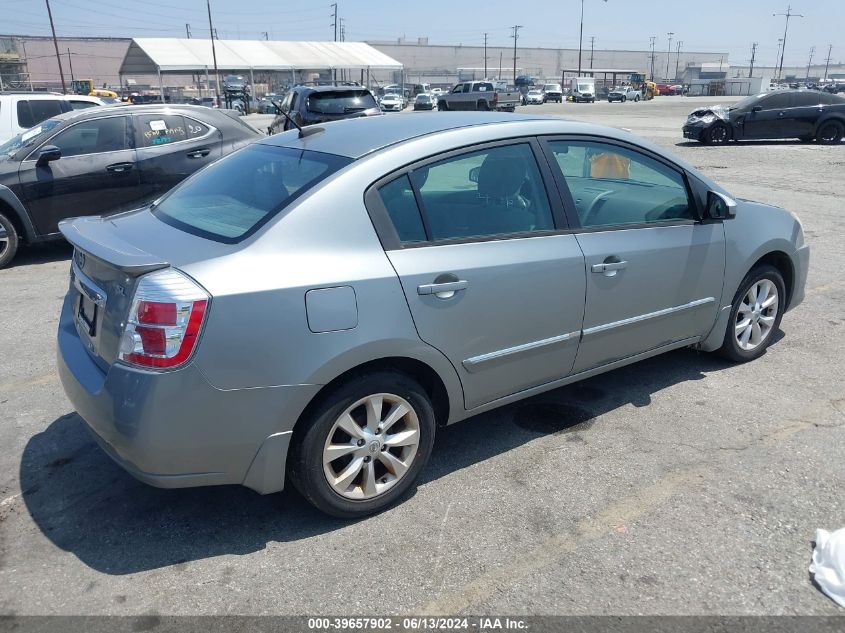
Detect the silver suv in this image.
<box><xmin>57</xmin><ymin>113</ymin><xmax>809</xmax><ymax>517</ymax></box>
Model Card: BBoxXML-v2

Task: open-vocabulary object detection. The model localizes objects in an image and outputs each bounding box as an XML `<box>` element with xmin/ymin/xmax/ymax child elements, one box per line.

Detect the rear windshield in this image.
<box><xmin>152</xmin><ymin>144</ymin><xmax>352</xmax><ymax>243</ymax></box>
<box><xmin>306</xmin><ymin>90</ymin><xmax>377</xmax><ymax>114</ymax></box>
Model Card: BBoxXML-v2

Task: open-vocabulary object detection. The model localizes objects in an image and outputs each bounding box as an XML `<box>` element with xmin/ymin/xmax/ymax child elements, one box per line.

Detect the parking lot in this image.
<box><xmin>1</xmin><ymin>96</ymin><xmax>844</xmax><ymax>616</ymax></box>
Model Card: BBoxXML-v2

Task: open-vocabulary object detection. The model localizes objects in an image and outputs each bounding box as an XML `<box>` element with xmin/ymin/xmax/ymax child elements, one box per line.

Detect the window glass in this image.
<box><xmin>762</xmin><ymin>93</ymin><xmax>791</xmax><ymax>109</ymax></box>
<box><xmin>136</xmin><ymin>114</ymin><xmax>187</xmax><ymax>147</ymax></box>
<box><xmin>184</xmin><ymin>117</ymin><xmax>210</xmax><ymax>139</ymax></box>
<box><xmin>305</xmin><ymin>90</ymin><xmax>377</xmax><ymax>114</ymax></box>
<box><xmin>153</xmin><ymin>144</ymin><xmax>351</xmax><ymax>242</ymax></box>
<box><xmin>378</xmin><ymin>175</ymin><xmax>427</xmax><ymax>244</ymax></box>
<box><xmin>410</xmin><ymin>143</ymin><xmax>554</xmax><ymax>241</ymax></box>
<box><xmin>16</xmin><ymin>99</ymin><xmax>67</xmax><ymax>129</ymax></box>
<box><xmin>68</xmin><ymin>100</ymin><xmax>99</xmax><ymax>110</ymax></box>
<box><xmin>50</xmin><ymin>116</ymin><xmax>129</xmax><ymax>157</ymax></box>
<box><xmin>820</xmin><ymin>92</ymin><xmax>845</xmax><ymax>105</ymax></box>
<box><xmin>793</xmin><ymin>91</ymin><xmax>821</xmax><ymax>107</ymax></box>
<box><xmin>549</xmin><ymin>141</ymin><xmax>692</xmax><ymax>227</ymax></box>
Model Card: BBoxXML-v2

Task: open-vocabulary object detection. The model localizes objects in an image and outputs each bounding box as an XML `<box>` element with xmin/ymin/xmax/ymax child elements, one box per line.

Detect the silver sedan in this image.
<box><xmin>57</xmin><ymin>113</ymin><xmax>809</xmax><ymax>518</ymax></box>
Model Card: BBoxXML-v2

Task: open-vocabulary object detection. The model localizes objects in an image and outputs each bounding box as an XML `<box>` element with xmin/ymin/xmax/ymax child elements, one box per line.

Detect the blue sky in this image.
<box><xmin>2</xmin><ymin>0</ymin><xmax>842</xmax><ymax>67</ymax></box>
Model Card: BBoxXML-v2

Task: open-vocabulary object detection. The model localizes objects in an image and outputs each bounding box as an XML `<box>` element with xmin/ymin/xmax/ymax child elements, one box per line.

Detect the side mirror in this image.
<box><xmin>752</xmin><ymin>105</ymin><xmax>763</xmax><ymax>112</ymax></box>
<box><xmin>706</xmin><ymin>190</ymin><xmax>737</xmax><ymax>220</ymax></box>
<box><xmin>469</xmin><ymin>166</ymin><xmax>480</xmax><ymax>183</ymax></box>
<box><xmin>36</xmin><ymin>145</ymin><xmax>61</xmax><ymax>166</ymax></box>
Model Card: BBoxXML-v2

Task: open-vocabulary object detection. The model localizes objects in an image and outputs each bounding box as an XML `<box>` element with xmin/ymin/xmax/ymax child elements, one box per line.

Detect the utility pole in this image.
<box><xmin>774</xmin><ymin>5</ymin><xmax>804</xmax><ymax>82</ymax></box>
<box><xmin>67</xmin><ymin>48</ymin><xmax>74</xmax><ymax>82</ymax></box>
<box><xmin>775</xmin><ymin>38</ymin><xmax>783</xmax><ymax>78</ymax></box>
<box><xmin>675</xmin><ymin>40</ymin><xmax>682</xmax><ymax>81</ymax></box>
<box><xmin>823</xmin><ymin>44</ymin><xmax>833</xmax><ymax>81</ymax></box>
<box><xmin>483</xmin><ymin>33</ymin><xmax>488</xmax><ymax>78</ymax></box>
<box><xmin>805</xmin><ymin>46</ymin><xmax>815</xmax><ymax>82</ymax></box>
<box><xmin>498</xmin><ymin>51</ymin><xmax>503</xmax><ymax>81</ymax></box>
<box><xmin>331</xmin><ymin>3</ymin><xmax>338</xmax><ymax>82</ymax></box>
<box><xmin>511</xmin><ymin>25</ymin><xmax>522</xmax><ymax>84</ymax></box>
<box><xmin>185</xmin><ymin>23</ymin><xmax>192</xmax><ymax>38</ymax></box>
<box><xmin>261</xmin><ymin>31</ymin><xmax>269</xmax><ymax>41</ymax></box>
<box><xmin>665</xmin><ymin>32</ymin><xmax>674</xmax><ymax>82</ymax></box>
<box><xmin>589</xmin><ymin>35</ymin><xmax>595</xmax><ymax>69</ymax></box>
<box><xmin>649</xmin><ymin>36</ymin><xmax>656</xmax><ymax>81</ymax></box>
<box><xmin>206</xmin><ymin>0</ymin><xmax>221</xmax><ymax>106</ymax></box>
<box><xmin>749</xmin><ymin>42</ymin><xmax>757</xmax><ymax>78</ymax></box>
<box><xmin>45</xmin><ymin>0</ymin><xmax>66</xmax><ymax>94</ymax></box>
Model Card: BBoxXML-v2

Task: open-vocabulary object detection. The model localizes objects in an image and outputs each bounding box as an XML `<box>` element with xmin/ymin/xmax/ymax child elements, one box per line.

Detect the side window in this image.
<box><xmin>377</xmin><ymin>175</ymin><xmax>427</xmax><ymax>244</ymax></box>
<box><xmin>793</xmin><ymin>92</ymin><xmax>820</xmax><ymax>107</ymax></box>
<box><xmin>50</xmin><ymin>116</ymin><xmax>129</xmax><ymax>157</ymax></box>
<box><xmin>17</xmin><ymin>99</ymin><xmax>67</xmax><ymax>129</ymax></box>
<box><xmin>451</xmin><ymin>85</ymin><xmax>462</xmax><ymax>94</ymax></box>
<box><xmin>410</xmin><ymin>143</ymin><xmax>555</xmax><ymax>241</ymax></box>
<box><xmin>136</xmin><ymin>114</ymin><xmax>187</xmax><ymax>148</ymax></box>
<box><xmin>763</xmin><ymin>93</ymin><xmax>791</xmax><ymax>109</ymax></box>
<box><xmin>548</xmin><ymin>140</ymin><xmax>693</xmax><ymax>228</ymax></box>
<box><xmin>185</xmin><ymin>117</ymin><xmax>210</xmax><ymax>139</ymax></box>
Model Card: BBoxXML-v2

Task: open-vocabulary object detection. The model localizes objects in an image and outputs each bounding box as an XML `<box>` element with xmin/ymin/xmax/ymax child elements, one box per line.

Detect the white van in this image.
<box><xmin>0</xmin><ymin>93</ymin><xmax>73</xmax><ymax>143</ymax></box>
<box><xmin>569</xmin><ymin>77</ymin><xmax>596</xmax><ymax>103</ymax></box>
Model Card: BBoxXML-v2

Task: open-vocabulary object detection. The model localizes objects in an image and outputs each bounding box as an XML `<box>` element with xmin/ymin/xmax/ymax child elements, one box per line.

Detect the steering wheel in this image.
<box><xmin>582</xmin><ymin>190</ymin><xmax>614</xmax><ymax>226</ymax></box>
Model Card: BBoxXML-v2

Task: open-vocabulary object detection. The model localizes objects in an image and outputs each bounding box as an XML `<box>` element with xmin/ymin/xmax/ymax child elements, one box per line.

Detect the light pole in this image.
<box><xmin>773</xmin><ymin>5</ymin><xmax>804</xmax><ymax>82</ymax></box>
<box><xmin>665</xmin><ymin>32</ymin><xmax>674</xmax><ymax>82</ymax></box>
<box><xmin>674</xmin><ymin>40</ymin><xmax>682</xmax><ymax>82</ymax></box>
<box><xmin>577</xmin><ymin>0</ymin><xmax>607</xmax><ymax>77</ymax></box>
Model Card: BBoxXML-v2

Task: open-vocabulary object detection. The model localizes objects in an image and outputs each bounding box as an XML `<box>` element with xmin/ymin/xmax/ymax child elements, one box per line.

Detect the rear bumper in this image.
<box><xmin>56</xmin><ymin>293</ymin><xmax>320</xmax><ymax>494</ymax></box>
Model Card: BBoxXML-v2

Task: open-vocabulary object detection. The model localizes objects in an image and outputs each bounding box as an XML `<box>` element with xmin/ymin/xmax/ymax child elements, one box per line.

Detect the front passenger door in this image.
<box><xmin>543</xmin><ymin>138</ymin><xmax>726</xmax><ymax>373</ymax></box>
<box><xmin>19</xmin><ymin>114</ymin><xmax>140</xmax><ymax>236</ymax></box>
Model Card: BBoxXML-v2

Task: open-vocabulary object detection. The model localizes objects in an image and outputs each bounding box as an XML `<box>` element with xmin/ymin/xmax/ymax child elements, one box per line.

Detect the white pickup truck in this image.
<box><xmin>437</xmin><ymin>81</ymin><xmax>520</xmax><ymax>112</ymax></box>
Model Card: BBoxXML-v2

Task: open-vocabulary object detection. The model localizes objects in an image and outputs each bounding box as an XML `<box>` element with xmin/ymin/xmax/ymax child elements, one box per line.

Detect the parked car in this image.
<box><xmin>655</xmin><ymin>83</ymin><xmax>675</xmax><ymax>95</ymax></box>
<box><xmin>542</xmin><ymin>83</ymin><xmax>563</xmax><ymax>103</ymax></box>
<box><xmin>268</xmin><ymin>85</ymin><xmax>381</xmax><ymax>134</ymax></box>
<box><xmin>413</xmin><ymin>93</ymin><xmax>436</xmax><ymax>111</ymax></box>
<box><xmin>379</xmin><ymin>93</ymin><xmax>406</xmax><ymax>112</ymax></box>
<box><xmin>568</xmin><ymin>77</ymin><xmax>596</xmax><ymax>103</ymax></box>
<box><xmin>437</xmin><ymin>81</ymin><xmax>520</xmax><ymax>112</ymax></box>
<box><xmin>0</xmin><ymin>104</ymin><xmax>259</xmax><ymax>267</ymax></box>
<box><xmin>683</xmin><ymin>90</ymin><xmax>845</xmax><ymax>145</ymax></box>
<box><xmin>0</xmin><ymin>92</ymin><xmax>73</xmax><ymax>143</ymax></box>
<box><xmin>526</xmin><ymin>89</ymin><xmax>545</xmax><ymax>105</ymax></box>
<box><xmin>607</xmin><ymin>86</ymin><xmax>641</xmax><ymax>103</ymax></box>
<box><xmin>56</xmin><ymin>112</ymin><xmax>808</xmax><ymax>518</ymax></box>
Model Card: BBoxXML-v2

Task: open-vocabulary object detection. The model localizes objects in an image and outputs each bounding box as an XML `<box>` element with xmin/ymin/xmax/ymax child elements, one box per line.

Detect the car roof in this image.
<box><xmin>294</xmin><ymin>84</ymin><xmax>370</xmax><ymax>93</ymax></box>
<box><xmin>260</xmin><ymin>112</ymin><xmax>610</xmax><ymax>159</ymax></box>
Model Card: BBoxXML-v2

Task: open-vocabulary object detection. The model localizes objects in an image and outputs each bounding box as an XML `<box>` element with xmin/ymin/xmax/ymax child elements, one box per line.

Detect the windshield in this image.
<box><xmin>577</xmin><ymin>83</ymin><xmax>593</xmax><ymax>92</ymax></box>
<box><xmin>730</xmin><ymin>93</ymin><xmax>768</xmax><ymax>110</ymax></box>
<box><xmin>153</xmin><ymin>144</ymin><xmax>352</xmax><ymax>243</ymax></box>
<box><xmin>543</xmin><ymin>85</ymin><xmax>560</xmax><ymax>91</ymax></box>
<box><xmin>0</xmin><ymin>119</ymin><xmax>63</xmax><ymax>158</ymax></box>
<box><xmin>307</xmin><ymin>90</ymin><xmax>377</xmax><ymax>114</ymax></box>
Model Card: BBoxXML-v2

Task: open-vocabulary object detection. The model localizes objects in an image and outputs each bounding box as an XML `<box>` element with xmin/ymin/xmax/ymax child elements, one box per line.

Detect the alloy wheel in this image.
<box><xmin>323</xmin><ymin>393</ymin><xmax>421</xmax><ymax>500</ymax></box>
<box><xmin>734</xmin><ymin>279</ymin><xmax>779</xmax><ymax>351</ymax></box>
<box><xmin>710</xmin><ymin>125</ymin><xmax>728</xmax><ymax>143</ymax></box>
<box><xmin>0</xmin><ymin>225</ymin><xmax>8</xmax><ymax>254</ymax></box>
<box><xmin>818</xmin><ymin>123</ymin><xmax>841</xmax><ymax>143</ymax></box>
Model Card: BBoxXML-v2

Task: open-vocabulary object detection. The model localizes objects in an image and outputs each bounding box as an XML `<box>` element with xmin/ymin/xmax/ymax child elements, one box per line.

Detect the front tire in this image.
<box><xmin>704</xmin><ymin>122</ymin><xmax>731</xmax><ymax>145</ymax></box>
<box><xmin>0</xmin><ymin>212</ymin><xmax>19</xmax><ymax>269</ymax></box>
<box><xmin>437</xmin><ymin>100</ymin><xmax>448</xmax><ymax>111</ymax></box>
<box><xmin>288</xmin><ymin>372</ymin><xmax>436</xmax><ymax>518</ymax></box>
<box><xmin>717</xmin><ymin>265</ymin><xmax>785</xmax><ymax>362</ymax></box>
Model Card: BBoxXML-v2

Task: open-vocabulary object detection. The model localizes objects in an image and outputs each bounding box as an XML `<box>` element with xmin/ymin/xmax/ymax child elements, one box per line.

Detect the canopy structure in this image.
<box><xmin>120</xmin><ymin>38</ymin><xmax>404</xmax><ymax>74</ymax></box>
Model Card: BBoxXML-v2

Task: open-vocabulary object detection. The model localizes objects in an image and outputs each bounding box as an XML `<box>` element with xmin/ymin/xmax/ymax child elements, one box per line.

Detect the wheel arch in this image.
<box><xmin>748</xmin><ymin>250</ymin><xmax>795</xmax><ymax>309</ymax></box>
<box><xmin>813</xmin><ymin>114</ymin><xmax>845</xmax><ymax>134</ymax></box>
<box><xmin>0</xmin><ymin>185</ymin><xmax>37</xmax><ymax>244</ymax></box>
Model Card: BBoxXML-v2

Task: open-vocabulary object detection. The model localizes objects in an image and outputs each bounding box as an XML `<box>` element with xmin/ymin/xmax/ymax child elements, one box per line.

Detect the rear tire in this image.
<box><xmin>477</xmin><ymin>99</ymin><xmax>489</xmax><ymax>111</ymax></box>
<box><xmin>288</xmin><ymin>372</ymin><xmax>436</xmax><ymax>518</ymax></box>
<box><xmin>816</xmin><ymin>120</ymin><xmax>844</xmax><ymax>144</ymax></box>
<box><xmin>0</xmin><ymin>212</ymin><xmax>19</xmax><ymax>269</ymax></box>
<box><xmin>621</xmin><ymin>95</ymin><xmax>627</xmax><ymax>102</ymax></box>
<box><xmin>717</xmin><ymin>265</ymin><xmax>785</xmax><ymax>363</ymax></box>
<box><xmin>437</xmin><ymin>100</ymin><xmax>448</xmax><ymax>111</ymax></box>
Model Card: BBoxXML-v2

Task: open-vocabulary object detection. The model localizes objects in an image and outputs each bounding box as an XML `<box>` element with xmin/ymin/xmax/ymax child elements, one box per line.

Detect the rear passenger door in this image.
<box><xmin>133</xmin><ymin>112</ymin><xmax>221</xmax><ymax>204</ymax></box>
<box><xmin>367</xmin><ymin>140</ymin><xmax>587</xmax><ymax>409</ymax></box>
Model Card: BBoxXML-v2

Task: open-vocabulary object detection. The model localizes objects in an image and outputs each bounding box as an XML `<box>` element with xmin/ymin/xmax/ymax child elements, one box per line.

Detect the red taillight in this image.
<box><xmin>119</xmin><ymin>269</ymin><xmax>209</xmax><ymax>370</ymax></box>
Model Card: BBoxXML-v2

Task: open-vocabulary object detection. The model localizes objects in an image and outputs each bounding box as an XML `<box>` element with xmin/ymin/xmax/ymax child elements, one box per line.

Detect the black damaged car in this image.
<box><xmin>683</xmin><ymin>90</ymin><xmax>845</xmax><ymax>145</ymax></box>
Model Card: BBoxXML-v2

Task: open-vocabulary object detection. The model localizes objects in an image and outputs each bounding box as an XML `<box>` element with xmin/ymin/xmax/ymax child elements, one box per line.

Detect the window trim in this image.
<box><xmin>364</xmin><ymin>136</ymin><xmax>571</xmax><ymax>251</ymax></box>
<box><xmin>133</xmin><ymin>112</ymin><xmax>217</xmax><ymax>151</ymax></box>
<box><xmin>23</xmin><ymin>114</ymin><xmax>133</xmax><ymax>161</ymax></box>
<box><xmin>537</xmin><ymin>134</ymin><xmax>703</xmax><ymax>232</ymax></box>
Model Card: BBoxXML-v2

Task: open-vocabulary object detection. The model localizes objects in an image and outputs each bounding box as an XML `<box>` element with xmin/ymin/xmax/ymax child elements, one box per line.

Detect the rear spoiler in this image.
<box><xmin>59</xmin><ymin>216</ymin><xmax>169</xmax><ymax>275</ymax></box>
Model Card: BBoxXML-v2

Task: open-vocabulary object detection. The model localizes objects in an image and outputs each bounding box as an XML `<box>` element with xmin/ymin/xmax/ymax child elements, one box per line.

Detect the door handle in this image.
<box><xmin>591</xmin><ymin>260</ymin><xmax>628</xmax><ymax>274</ymax></box>
<box><xmin>186</xmin><ymin>148</ymin><xmax>211</xmax><ymax>158</ymax></box>
<box><xmin>106</xmin><ymin>162</ymin><xmax>133</xmax><ymax>173</ymax></box>
<box><xmin>417</xmin><ymin>280</ymin><xmax>468</xmax><ymax>297</ymax></box>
